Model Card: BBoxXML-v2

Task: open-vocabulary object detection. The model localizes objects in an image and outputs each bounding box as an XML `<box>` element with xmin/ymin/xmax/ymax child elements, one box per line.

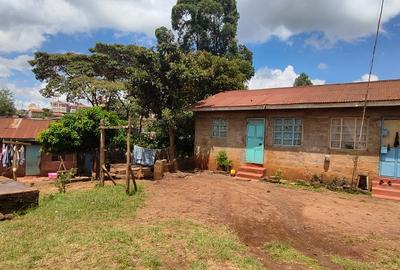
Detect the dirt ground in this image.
<box><xmin>20</xmin><ymin>172</ymin><xmax>400</xmax><ymax>269</ymax></box>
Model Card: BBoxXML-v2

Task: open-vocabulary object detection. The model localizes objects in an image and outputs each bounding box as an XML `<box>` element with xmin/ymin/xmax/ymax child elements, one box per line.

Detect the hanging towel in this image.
<box><xmin>3</xmin><ymin>145</ymin><xmax>10</xmax><ymax>168</ymax></box>
<box><xmin>13</xmin><ymin>145</ymin><xmax>19</xmax><ymax>166</ymax></box>
<box><xmin>133</xmin><ymin>145</ymin><xmax>156</xmax><ymax>166</ymax></box>
<box><xmin>19</xmin><ymin>145</ymin><xmax>25</xmax><ymax>165</ymax></box>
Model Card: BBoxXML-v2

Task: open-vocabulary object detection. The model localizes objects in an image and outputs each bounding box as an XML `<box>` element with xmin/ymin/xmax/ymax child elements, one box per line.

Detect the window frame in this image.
<box><xmin>329</xmin><ymin>117</ymin><xmax>368</xmax><ymax>150</ymax></box>
<box><xmin>211</xmin><ymin>119</ymin><xmax>228</xmax><ymax>138</ymax></box>
<box><xmin>272</xmin><ymin>117</ymin><xmax>303</xmax><ymax>147</ymax></box>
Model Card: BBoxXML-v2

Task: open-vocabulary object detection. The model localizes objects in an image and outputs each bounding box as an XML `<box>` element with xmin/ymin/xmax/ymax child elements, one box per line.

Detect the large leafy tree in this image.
<box><xmin>125</xmin><ymin>27</ymin><xmax>252</xmax><ymax>156</ymax></box>
<box><xmin>293</xmin><ymin>73</ymin><xmax>313</xmax><ymax>87</ymax></box>
<box><xmin>29</xmin><ymin>52</ymin><xmax>125</xmax><ymax>109</ymax></box>
<box><xmin>38</xmin><ymin>106</ymin><xmax>124</xmax><ymax>154</ymax></box>
<box><xmin>0</xmin><ymin>88</ymin><xmax>16</xmax><ymax>116</ymax></box>
<box><xmin>172</xmin><ymin>0</ymin><xmax>239</xmax><ymax>56</ymax></box>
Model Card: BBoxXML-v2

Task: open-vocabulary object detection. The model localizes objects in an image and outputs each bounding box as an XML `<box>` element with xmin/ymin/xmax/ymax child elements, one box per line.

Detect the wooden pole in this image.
<box><xmin>99</xmin><ymin>119</ymin><xmax>105</xmax><ymax>186</ymax></box>
<box><xmin>126</xmin><ymin>113</ymin><xmax>132</xmax><ymax>194</ymax></box>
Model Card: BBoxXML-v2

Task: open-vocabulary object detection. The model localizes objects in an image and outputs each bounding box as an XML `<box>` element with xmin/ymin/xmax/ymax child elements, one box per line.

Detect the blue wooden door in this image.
<box><xmin>380</xmin><ymin>148</ymin><xmax>400</xmax><ymax>178</ymax></box>
<box><xmin>246</xmin><ymin>119</ymin><xmax>265</xmax><ymax>164</ymax></box>
<box><xmin>26</xmin><ymin>145</ymin><xmax>41</xmax><ymax>176</ymax></box>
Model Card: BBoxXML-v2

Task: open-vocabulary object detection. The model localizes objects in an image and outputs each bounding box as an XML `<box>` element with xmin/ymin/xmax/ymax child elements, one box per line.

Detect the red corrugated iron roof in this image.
<box><xmin>0</xmin><ymin>118</ymin><xmax>52</xmax><ymax>140</ymax></box>
<box><xmin>192</xmin><ymin>79</ymin><xmax>400</xmax><ymax>111</ymax></box>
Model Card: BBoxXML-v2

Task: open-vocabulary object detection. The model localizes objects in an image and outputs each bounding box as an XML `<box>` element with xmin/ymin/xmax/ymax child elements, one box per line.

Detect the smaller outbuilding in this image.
<box><xmin>0</xmin><ymin>117</ymin><xmax>76</xmax><ymax>177</ymax></box>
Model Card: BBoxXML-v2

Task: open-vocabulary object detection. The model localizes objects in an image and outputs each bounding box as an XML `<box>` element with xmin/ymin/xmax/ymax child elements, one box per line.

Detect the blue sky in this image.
<box><xmin>0</xmin><ymin>0</ymin><xmax>400</xmax><ymax>108</ymax></box>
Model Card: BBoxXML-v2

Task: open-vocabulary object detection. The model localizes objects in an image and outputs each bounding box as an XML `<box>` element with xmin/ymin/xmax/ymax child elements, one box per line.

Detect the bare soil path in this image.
<box><xmin>136</xmin><ymin>172</ymin><xmax>400</xmax><ymax>269</ymax></box>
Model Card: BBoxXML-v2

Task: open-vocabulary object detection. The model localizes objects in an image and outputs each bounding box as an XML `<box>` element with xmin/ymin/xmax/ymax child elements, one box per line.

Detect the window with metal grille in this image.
<box><xmin>330</xmin><ymin>118</ymin><xmax>367</xmax><ymax>150</ymax></box>
<box><xmin>212</xmin><ymin>119</ymin><xmax>227</xmax><ymax>137</ymax></box>
<box><xmin>273</xmin><ymin>118</ymin><xmax>302</xmax><ymax>146</ymax></box>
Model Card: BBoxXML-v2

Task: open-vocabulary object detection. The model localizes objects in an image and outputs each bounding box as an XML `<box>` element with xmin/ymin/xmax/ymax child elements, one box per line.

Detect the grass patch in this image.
<box><xmin>330</xmin><ymin>256</ymin><xmax>371</xmax><ymax>270</ymax></box>
<box><xmin>134</xmin><ymin>219</ymin><xmax>263</xmax><ymax>269</ymax></box>
<box><xmin>0</xmin><ymin>185</ymin><xmax>261</xmax><ymax>269</ymax></box>
<box><xmin>0</xmin><ymin>185</ymin><xmax>145</xmax><ymax>270</ymax></box>
<box><xmin>330</xmin><ymin>250</ymin><xmax>400</xmax><ymax>270</ymax></box>
<box><xmin>266</xmin><ymin>241</ymin><xmax>322</xmax><ymax>269</ymax></box>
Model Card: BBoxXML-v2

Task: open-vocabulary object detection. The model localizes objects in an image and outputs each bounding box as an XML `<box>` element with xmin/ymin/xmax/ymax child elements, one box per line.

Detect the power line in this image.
<box><xmin>351</xmin><ymin>0</ymin><xmax>385</xmax><ymax>187</ymax></box>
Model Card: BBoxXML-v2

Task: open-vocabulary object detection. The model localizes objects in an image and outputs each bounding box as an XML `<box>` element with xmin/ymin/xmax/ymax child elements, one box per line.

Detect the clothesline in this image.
<box><xmin>1</xmin><ymin>143</ymin><xmax>25</xmax><ymax>169</ymax></box>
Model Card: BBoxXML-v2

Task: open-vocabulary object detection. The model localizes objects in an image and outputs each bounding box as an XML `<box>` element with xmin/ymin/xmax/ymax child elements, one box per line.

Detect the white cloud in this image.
<box><xmin>0</xmin><ymin>0</ymin><xmax>176</xmax><ymax>53</ymax></box>
<box><xmin>0</xmin><ymin>55</ymin><xmax>32</xmax><ymax>77</ymax></box>
<box><xmin>317</xmin><ymin>62</ymin><xmax>328</xmax><ymax>70</ymax></box>
<box><xmin>354</xmin><ymin>73</ymin><xmax>380</xmax><ymax>82</ymax></box>
<box><xmin>238</xmin><ymin>0</ymin><xmax>400</xmax><ymax>47</ymax></box>
<box><xmin>0</xmin><ymin>81</ymin><xmax>51</xmax><ymax>109</ymax></box>
<box><xmin>248</xmin><ymin>65</ymin><xmax>325</xmax><ymax>89</ymax></box>
<box><xmin>1</xmin><ymin>1</ymin><xmax>400</xmax><ymax>53</ymax></box>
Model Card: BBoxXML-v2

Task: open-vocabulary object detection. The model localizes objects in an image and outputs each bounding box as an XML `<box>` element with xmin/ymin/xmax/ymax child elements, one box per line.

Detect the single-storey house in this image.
<box><xmin>192</xmin><ymin>80</ymin><xmax>400</xmax><ymax>197</ymax></box>
<box><xmin>0</xmin><ymin>118</ymin><xmax>76</xmax><ymax>177</ymax></box>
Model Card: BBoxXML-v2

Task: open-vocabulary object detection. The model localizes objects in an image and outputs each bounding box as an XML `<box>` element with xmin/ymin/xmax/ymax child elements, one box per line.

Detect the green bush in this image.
<box><xmin>216</xmin><ymin>150</ymin><xmax>232</xmax><ymax>172</ymax></box>
<box><xmin>55</xmin><ymin>169</ymin><xmax>76</xmax><ymax>193</ymax></box>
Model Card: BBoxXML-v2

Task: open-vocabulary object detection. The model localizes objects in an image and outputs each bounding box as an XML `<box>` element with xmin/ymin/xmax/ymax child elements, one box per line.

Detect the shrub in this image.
<box><xmin>216</xmin><ymin>150</ymin><xmax>232</xmax><ymax>172</ymax></box>
<box><xmin>55</xmin><ymin>169</ymin><xmax>76</xmax><ymax>193</ymax></box>
<box><xmin>273</xmin><ymin>168</ymin><xmax>284</xmax><ymax>183</ymax></box>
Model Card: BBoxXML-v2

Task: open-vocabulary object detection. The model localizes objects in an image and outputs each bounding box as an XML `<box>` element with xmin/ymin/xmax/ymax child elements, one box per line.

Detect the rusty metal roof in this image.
<box><xmin>0</xmin><ymin>118</ymin><xmax>52</xmax><ymax>140</ymax></box>
<box><xmin>192</xmin><ymin>79</ymin><xmax>400</xmax><ymax>111</ymax></box>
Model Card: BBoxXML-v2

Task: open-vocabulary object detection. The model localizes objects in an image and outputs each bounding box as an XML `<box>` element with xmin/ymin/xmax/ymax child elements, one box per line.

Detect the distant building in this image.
<box><xmin>50</xmin><ymin>100</ymin><xmax>88</xmax><ymax>114</ymax></box>
<box><xmin>50</xmin><ymin>101</ymin><xmax>69</xmax><ymax>113</ymax></box>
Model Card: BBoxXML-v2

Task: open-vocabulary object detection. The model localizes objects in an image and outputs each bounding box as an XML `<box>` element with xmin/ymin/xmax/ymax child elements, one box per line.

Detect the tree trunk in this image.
<box><xmin>168</xmin><ymin>125</ymin><xmax>176</xmax><ymax>160</ymax></box>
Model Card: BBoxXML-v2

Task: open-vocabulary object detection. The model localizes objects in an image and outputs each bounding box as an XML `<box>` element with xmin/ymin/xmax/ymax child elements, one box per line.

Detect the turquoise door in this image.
<box><xmin>380</xmin><ymin>148</ymin><xmax>400</xmax><ymax>178</ymax></box>
<box><xmin>245</xmin><ymin>119</ymin><xmax>265</xmax><ymax>164</ymax></box>
<box><xmin>26</xmin><ymin>145</ymin><xmax>41</xmax><ymax>176</ymax></box>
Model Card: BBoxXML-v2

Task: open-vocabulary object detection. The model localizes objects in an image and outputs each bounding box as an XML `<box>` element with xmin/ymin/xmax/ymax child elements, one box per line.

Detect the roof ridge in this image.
<box><xmin>221</xmin><ymin>78</ymin><xmax>400</xmax><ymax>93</ymax></box>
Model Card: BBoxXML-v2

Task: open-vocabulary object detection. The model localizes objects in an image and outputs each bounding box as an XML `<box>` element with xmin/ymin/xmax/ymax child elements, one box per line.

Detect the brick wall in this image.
<box><xmin>194</xmin><ymin>107</ymin><xmax>400</xmax><ymax>182</ymax></box>
<box><xmin>40</xmin><ymin>152</ymin><xmax>77</xmax><ymax>175</ymax></box>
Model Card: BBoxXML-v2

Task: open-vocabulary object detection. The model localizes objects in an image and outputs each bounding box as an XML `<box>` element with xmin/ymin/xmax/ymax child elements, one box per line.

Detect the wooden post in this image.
<box><xmin>99</xmin><ymin>119</ymin><xmax>105</xmax><ymax>186</ymax></box>
<box><xmin>126</xmin><ymin>113</ymin><xmax>131</xmax><ymax>194</ymax></box>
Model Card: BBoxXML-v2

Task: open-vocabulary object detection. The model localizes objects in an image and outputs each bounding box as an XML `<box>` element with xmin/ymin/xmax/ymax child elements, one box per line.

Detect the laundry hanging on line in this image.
<box><xmin>132</xmin><ymin>145</ymin><xmax>156</xmax><ymax>166</ymax></box>
<box><xmin>1</xmin><ymin>143</ymin><xmax>25</xmax><ymax>168</ymax></box>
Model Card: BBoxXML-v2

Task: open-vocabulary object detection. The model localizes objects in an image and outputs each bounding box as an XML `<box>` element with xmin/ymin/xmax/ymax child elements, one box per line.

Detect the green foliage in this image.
<box><xmin>216</xmin><ymin>150</ymin><xmax>232</xmax><ymax>171</ymax></box>
<box><xmin>293</xmin><ymin>72</ymin><xmax>313</xmax><ymax>87</ymax></box>
<box><xmin>29</xmin><ymin>50</ymin><xmax>127</xmax><ymax>109</ymax></box>
<box><xmin>55</xmin><ymin>170</ymin><xmax>76</xmax><ymax>193</ymax></box>
<box><xmin>38</xmin><ymin>106</ymin><xmax>124</xmax><ymax>154</ymax></box>
<box><xmin>266</xmin><ymin>241</ymin><xmax>322</xmax><ymax>269</ymax></box>
<box><xmin>0</xmin><ymin>88</ymin><xmax>16</xmax><ymax>116</ymax></box>
<box><xmin>172</xmin><ymin>0</ymin><xmax>239</xmax><ymax>56</ymax></box>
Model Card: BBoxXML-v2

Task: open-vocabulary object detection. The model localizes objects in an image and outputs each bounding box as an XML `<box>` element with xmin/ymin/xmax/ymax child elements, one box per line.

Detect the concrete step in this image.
<box><xmin>236</xmin><ymin>171</ymin><xmax>264</xmax><ymax>180</ymax></box>
<box><xmin>238</xmin><ymin>165</ymin><xmax>266</xmax><ymax>175</ymax></box>
<box><xmin>372</xmin><ymin>193</ymin><xmax>400</xmax><ymax>201</ymax></box>
<box><xmin>372</xmin><ymin>182</ymin><xmax>400</xmax><ymax>189</ymax></box>
<box><xmin>372</xmin><ymin>187</ymin><xmax>400</xmax><ymax>198</ymax></box>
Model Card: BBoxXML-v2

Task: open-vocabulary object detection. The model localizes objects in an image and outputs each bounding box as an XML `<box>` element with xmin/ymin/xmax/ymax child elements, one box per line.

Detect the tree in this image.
<box><xmin>38</xmin><ymin>106</ymin><xmax>124</xmax><ymax>154</ymax></box>
<box><xmin>125</xmin><ymin>27</ymin><xmax>252</xmax><ymax>157</ymax></box>
<box><xmin>293</xmin><ymin>73</ymin><xmax>313</xmax><ymax>87</ymax></box>
<box><xmin>171</xmin><ymin>0</ymin><xmax>254</xmax><ymax>79</ymax></box>
<box><xmin>29</xmin><ymin>52</ymin><xmax>125</xmax><ymax>109</ymax></box>
<box><xmin>0</xmin><ymin>88</ymin><xmax>16</xmax><ymax>116</ymax></box>
<box><xmin>172</xmin><ymin>0</ymin><xmax>239</xmax><ymax>56</ymax></box>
